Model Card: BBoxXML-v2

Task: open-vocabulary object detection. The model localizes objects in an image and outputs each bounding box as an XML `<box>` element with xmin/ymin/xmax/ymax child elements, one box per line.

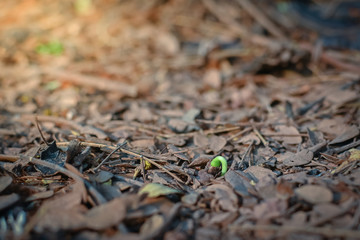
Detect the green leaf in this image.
<box><xmin>138</xmin><ymin>183</ymin><xmax>182</xmax><ymax>198</ymax></box>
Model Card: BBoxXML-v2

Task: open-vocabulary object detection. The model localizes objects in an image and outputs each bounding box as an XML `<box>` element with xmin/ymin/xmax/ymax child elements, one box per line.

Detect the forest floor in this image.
<box><xmin>0</xmin><ymin>1</ymin><xmax>360</xmax><ymax>239</ymax></box>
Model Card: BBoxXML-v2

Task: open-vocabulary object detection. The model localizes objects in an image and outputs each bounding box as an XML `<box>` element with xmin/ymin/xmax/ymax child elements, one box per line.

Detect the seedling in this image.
<box><xmin>210</xmin><ymin>156</ymin><xmax>228</xmax><ymax>176</ymax></box>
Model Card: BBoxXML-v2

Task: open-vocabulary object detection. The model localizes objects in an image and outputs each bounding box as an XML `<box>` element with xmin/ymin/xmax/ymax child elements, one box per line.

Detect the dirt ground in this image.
<box><xmin>0</xmin><ymin>1</ymin><xmax>360</xmax><ymax>239</ymax></box>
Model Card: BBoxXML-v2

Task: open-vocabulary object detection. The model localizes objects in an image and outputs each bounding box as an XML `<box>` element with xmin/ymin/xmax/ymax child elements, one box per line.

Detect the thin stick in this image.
<box><xmin>57</xmin><ymin>141</ymin><xmax>185</xmax><ymax>184</ymax></box>
<box><xmin>251</xmin><ymin>123</ymin><xmax>268</xmax><ymax>146</ymax></box>
<box><xmin>140</xmin><ymin>155</ymin><xmax>146</xmax><ymax>182</ymax></box>
<box><xmin>227</xmin><ymin>127</ymin><xmax>252</xmax><ymax>141</ymax></box>
<box><xmin>20</xmin><ymin>155</ymin><xmax>107</xmax><ymax>204</ymax></box>
<box><xmin>333</xmin><ymin>139</ymin><xmax>360</xmax><ymax>154</ymax></box>
<box><xmin>0</xmin><ymin>154</ymin><xmax>18</xmax><ymax>162</ymax></box>
<box><xmin>93</xmin><ymin>142</ymin><xmax>126</xmax><ymax>171</ymax></box>
<box><xmin>35</xmin><ymin>116</ymin><xmax>50</xmax><ymax>146</ymax></box>
<box><xmin>160</xmin><ymin>126</ymin><xmax>242</xmax><ymax>138</ymax></box>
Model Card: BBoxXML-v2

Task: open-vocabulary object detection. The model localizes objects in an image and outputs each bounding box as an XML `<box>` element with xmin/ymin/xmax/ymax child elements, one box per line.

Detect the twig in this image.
<box><xmin>0</xmin><ymin>154</ymin><xmax>18</xmax><ymax>162</ymax></box>
<box><xmin>93</xmin><ymin>142</ymin><xmax>126</xmax><ymax>171</ymax></box>
<box><xmin>160</xmin><ymin>126</ymin><xmax>242</xmax><ymax>138</ymax></box>
<box><xmin>228</xmin><ymin>224</ymin><xmax>360</xmax><ymax>238</ymax></box>
<box><xmin>195</xmin><ymin>119</ymin><xmax>265</xmax><ymax>127</ymax></box>
<box><xmin>244</xmin><ymin>140</ymin><xmax>254</xmax><ymax>167</ymax></box>
<box><xmin>35</xmin><ymin>116</ymin><xmax>50</xmax><ymax>146</ymax></box>
<box><xmin>20</xmin><ymin>155</ymin><xmax>107</xmax><ymax>205</ymax></box>
<box><xmin>333</xmin><ymin>140</ymin><xmax>360</xmax><ymax>154</ymax></box>
<box><xmin>140</xmin><ymin>155</ymin><xmax>146</xmax><ymax>182</ymax></box>
<box><xmin>235</xmin><ymin>0</ymin><xmax>287</xmax><ymax>40</ymax></box>
<box><xmin>262</xmin><ymin>133</ymin><xmax>308</xmax><ymax>137</ymax></box>
<box><xmin>251</xmin><ymin>123</ymin><xmax>268</xmax><ymax>146</ymax></box>
<box><xmin>57</xmin><ymin>142</ymin><xmax>185</xmax><ymax>184</ymax></box>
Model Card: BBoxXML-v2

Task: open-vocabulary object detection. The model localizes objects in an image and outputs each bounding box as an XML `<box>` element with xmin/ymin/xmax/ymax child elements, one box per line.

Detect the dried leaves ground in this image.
<box><xmin>0</xmin><ymin>1</ymin><xmax>360</xmax><ymax>239</ymax></box>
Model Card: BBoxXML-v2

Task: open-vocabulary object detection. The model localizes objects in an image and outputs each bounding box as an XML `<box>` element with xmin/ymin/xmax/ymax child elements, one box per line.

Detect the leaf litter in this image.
<box><xmin>0</xmin><ymin>0</ymin><xmax>360</xmax><ymax>239</ymax></box>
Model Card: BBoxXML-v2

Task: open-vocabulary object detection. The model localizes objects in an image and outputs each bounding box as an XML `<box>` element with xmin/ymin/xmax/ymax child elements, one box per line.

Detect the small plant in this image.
<box><xmin>210</xmin><ymin>156</ymin><xmax>228</xmax><ymax>176</ymax></box>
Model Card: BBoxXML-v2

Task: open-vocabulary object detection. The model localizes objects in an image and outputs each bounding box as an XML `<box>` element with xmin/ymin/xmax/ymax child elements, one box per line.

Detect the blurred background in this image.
<box><xmin>1</xmin><ymin>0</ymin><xmax>359</xmax><ymax>117</ymax></box>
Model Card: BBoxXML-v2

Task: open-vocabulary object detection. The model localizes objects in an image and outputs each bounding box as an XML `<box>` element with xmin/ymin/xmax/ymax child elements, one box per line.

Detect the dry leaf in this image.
<box><xmin>209</xmin><ymin>136</ymin><xmax>227</xmax><ymax>152</ymax></box>
<box><xmin>0</xmin><ymin>176</ymin><xmax>12</xmax><ymax>193</ymax></box>
<box><xmin>85</xmin><ymin>197</ymin><xmax>127</xmax><ymax>230</ymax></box>
<box><xmin>273</xmin><ymin>125</ymin><xmax>302</xmax><ymax>145</ymax></box>
<box><xmin>194</xmin><ymin>134</ymin><xmax>209</xmax><ymax>148</ymax></box>
<box><xmin>295</xmin><ymin>185</ymin><xmax>333</xmax><ymax>204</ymax></box>
<box><xmin>139</xmin><ymin>183</ymin><xmax>182</xmax><ymax>198</ymax></box>
<box><xmin>329</xmin><ymin>125</ymin><xmax>359</xmax><ymax>145</ymax></box>
<box><xmin>283</xmin><ymin>149</ymin><xmax>313</xmax><ymax>167</ymax></box>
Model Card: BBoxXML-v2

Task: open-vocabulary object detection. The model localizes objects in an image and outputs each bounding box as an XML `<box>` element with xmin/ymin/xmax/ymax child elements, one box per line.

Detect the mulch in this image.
<box><xmin>0</xmin><ymin>1</ymin><xmax>359</xmax><ymax>239</ymax></box>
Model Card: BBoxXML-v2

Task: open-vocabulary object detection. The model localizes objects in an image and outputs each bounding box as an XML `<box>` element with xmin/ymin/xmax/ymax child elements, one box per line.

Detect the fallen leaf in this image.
<box><xmin>273</xmin><ymin>125</ymin><xmax>302</xmax><ymax>145</ymax></box>
<box><xmin>244</xmin><ymin>166</ymin><xmax>277</xmax><ymax>180</ymax></box>
<box><xmin>139</xmin><ymin>183</ymin><xmax>182</xmax><ymax>198</ymax></box>
<box><xmin>85</xmin><ymin>197</ymin><xmax>127</xmax><ymax>230</ymax></box>
<box><xmin>188</xmin><ymin>155</ymin><xmax>211</xmax><ymax>168</ymax></box>
<box><xmin>194</xmin><ymin>134</ymin><xmax>209</xmax><ymax>148</ymax></box>
<box><xmin>283</xmin><ymin>149</ymin><xmax>313</xmax><ymax>167</ymax></box>
<box><xmin>168</xmin><ymin>119</ymin><xmax>188</xmax><ymax>133</ymax></box>
<box><xmin>295</xmin><ymin>185</ymin><xmax>333</xmax><ymax>204</ymax></box>
<box><xmin>205</xmin><ymin>184</ymin><xmax>239</xmax><ymax>212</ymax></box>
<box><xmin>329</xmin><ymin>125</ymin><xmax>359</xmax><ymax>145</ymax></box>
<box><xmin>26</xmin><ymin>190</ymin><xmax>54</xmax><ymax>202</ymax></box>
<box><xmin>0</xmin><ymin>175</ymin><xmax>12</xmax><ymax>193</ymax></box>
<box><xmin>0</xmin><ymin>193</ymin><xmax>20</xmax><ymax>211</ymax></box>
<box><xmin>224</xmin><ymin>170</ymin><xmax>253</xmax><ymax>197</ymax></box>
<box><xmin>209</xmin><ymin>136</ymin><xmax>227</xmax><ymax>152</ymax></box>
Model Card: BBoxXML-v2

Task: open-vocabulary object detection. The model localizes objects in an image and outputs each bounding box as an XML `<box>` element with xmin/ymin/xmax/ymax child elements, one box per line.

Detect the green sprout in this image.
<box><xmin>210</xmin><ymin>156</ymin><xmax>228</xmax><ymax>176</ymax></box>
